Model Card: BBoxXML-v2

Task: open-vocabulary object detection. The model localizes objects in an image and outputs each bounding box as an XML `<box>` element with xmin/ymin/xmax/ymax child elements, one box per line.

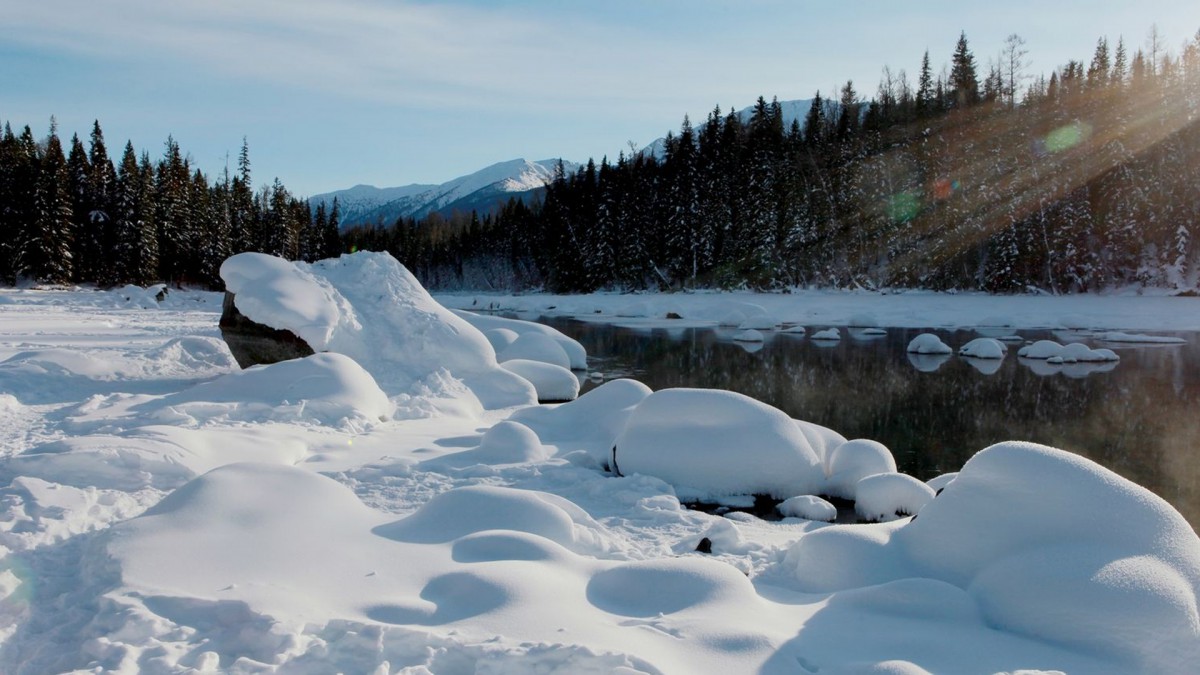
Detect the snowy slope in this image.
<box><xmin>313</xmin><ymin>158</ymin><xmax>577</xmax><ymax>228</ymax></box>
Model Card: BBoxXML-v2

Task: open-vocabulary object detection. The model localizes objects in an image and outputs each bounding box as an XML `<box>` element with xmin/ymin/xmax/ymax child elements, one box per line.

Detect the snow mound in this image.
<box><xmin>854</xmin><ymin>473</ymin><xmax>935</xmax><ymax>521</ymax></box>
<box><xmin>906</xmin><ymin>333</ymin><xmax>952</xmax><ymax>355</ymax></box>
<box><xmin>499</xmin><ymin>359</ymin><xmax>580</xmax><ymax>403</ymax></box>
<box><xmin>453</xmin><ymin>310</ymin><xmax>587</xmax><ymax>369</ymax></box>
<box><xmin>926</xmin><ymin>472</ymin><xmax>958</xmax><ymax>492</ymax></box>
<box><xmin>482</xmin><ymin>327</ymin><xmax>519</xmax><ymax>352</ymax></box>
<box><xmin>585</xmin><ymin>557</ymin><xmax>758</xmax><ymax>617</ymax></box>
<box><xmin>732</xmin><ymin>329</ymin><xmax>765</xmax><ymax>343</ymax></box>
<box><xmin>781</xmin><ymin>325</ymin><xmax>807</xmax><ymax>335</ymax></box>
<box><xmin>471</xmin><ymin>421</ymin><xmax>550</xmax><ymax>464</ymax></box>
<box><xmin>795</xmin><ymin>419</ymin><xmax>849</xmax><ymax>469</ymax></box>
<box><xmin>220</xmin><ymin>252</ymin><xmax>535</xmax><ymax>409</ymax></box>
<box><xmin>510</xmin><ymin>378</ymin><xmax>651</xmax><ymax>449</ymax></box>
<box><xmin>825</xmin><ymin>439</ymin><xmax>898</xmax><ymax>499</ymax></box>
<box><xmin>151</xmin><ymin>353</ymin><xmax>390</xmax><ymax>426</ymax></box>
<box><xmin>786</xmin><ymin>520</ymin><xmax>913</xmax><ymax>593</ymax></box>
<box><xmin>957</xmin><ymin>338</ymin><xmax>1006</xmax><ymax>359</ymax></box>
<box><xmin>498</xmin><ymin>332</ymin><xmax>571</xmax><ymax>369</ymax></box>
<box><xmin>811</xmin><ymin>328</ymin><xmax>842</xmax><ymax>341</ymax></box>
<box><xmin>899</xmin><ymin>442</ymin><xmax>1200</xmax><ymax>670</ymax></box>
<box><xmin>613</xmin><ymin>388</ymin><xmax>823</xmax><ymax>498</ymax></box>
<box><xmin>375</xmin><ymin>485</ymin><xmax>611</xmax><ymax>556</ymax></box>
<box><xmin>778</xmin><ymin>495</ymin><xmax>837</xmax><ymax>522</ymax></box>
<box><xmin>1018</xmin><ymin>340</ymin><xmax>1120</xmax><ymax>362</ymax></box>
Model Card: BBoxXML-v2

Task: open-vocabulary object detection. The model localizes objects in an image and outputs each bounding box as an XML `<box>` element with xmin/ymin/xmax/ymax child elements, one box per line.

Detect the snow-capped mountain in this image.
<box><xmin>313</xmin><ymin>158</ymin><xmax>577</xmax><ymax>229</ymax></box>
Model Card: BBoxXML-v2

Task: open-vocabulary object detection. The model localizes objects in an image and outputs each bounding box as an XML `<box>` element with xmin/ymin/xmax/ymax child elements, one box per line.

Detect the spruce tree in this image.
<box><xmin>949</xmin><ymin>32</ymin><xmax>981</xmax><ymax>108</ymax></box>
<box><xmin>20</xmin><ymin>122</ymin><xmax>74</xmax><ymax>284</ymax></box>
<box><xmin>86</xmin><ymin>121</ymin><xmax>117</xmax><ymax>285</ymax></box>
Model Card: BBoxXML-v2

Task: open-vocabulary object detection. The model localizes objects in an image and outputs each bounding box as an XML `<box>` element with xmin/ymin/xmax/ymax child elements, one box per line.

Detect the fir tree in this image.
<box><xmin>949</xmin><ymin>32</ymin><xmax>981</xmax><ymax>108</ymax></box>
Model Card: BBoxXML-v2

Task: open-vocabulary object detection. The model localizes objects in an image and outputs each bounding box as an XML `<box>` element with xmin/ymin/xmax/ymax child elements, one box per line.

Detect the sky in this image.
<box><xmin>3</xmin><ymin>0</ymin><xmax>1200</xmax><ymax>197</ymax></box>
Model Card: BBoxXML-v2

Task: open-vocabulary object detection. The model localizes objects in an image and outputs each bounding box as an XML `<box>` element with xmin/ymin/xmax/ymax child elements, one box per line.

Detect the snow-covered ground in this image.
<box><xmin>1</xmin><ymin>257</ymin><xmax>1198</xmax><ymax>674</ymax></box>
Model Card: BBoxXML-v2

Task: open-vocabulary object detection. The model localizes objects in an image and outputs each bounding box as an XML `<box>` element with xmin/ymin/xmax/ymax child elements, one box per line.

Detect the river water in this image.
<box><xmin>532</xmin><ymin>317</ymin><xmax>1200</xmax><ymax>529</ymax></box>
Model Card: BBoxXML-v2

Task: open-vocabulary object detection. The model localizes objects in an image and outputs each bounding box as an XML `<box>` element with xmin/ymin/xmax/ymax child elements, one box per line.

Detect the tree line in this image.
<box><xmin>0</xmin><ymin>123</ymin><xmax>341</xmax><ymax>288</ymax></box>
<box><xmin>347</xmin><ymin>27</ymin><xmax>1200</xmax><ymax>293</ymax></box>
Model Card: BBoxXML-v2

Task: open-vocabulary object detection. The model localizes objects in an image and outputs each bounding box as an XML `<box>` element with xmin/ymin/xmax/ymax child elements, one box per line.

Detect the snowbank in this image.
<box><xmin>220</xmin><ymin>252</ymin><xmax>535</xmax><ymax>410</ymax></box>
<box><xmin>613</xmin><ymin>388</ymin><xmax>823</xmax><ymax>498</ymax></box>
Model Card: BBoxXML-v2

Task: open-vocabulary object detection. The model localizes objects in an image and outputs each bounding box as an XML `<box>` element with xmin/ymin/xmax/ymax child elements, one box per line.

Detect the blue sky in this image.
<box><xmin>4</xmin><ymin>1</ymin><xmax>1199</xmax><ymax>196</ymax></box>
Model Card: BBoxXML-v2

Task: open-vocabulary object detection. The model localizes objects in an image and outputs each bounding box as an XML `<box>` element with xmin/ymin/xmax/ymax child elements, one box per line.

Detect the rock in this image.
<box><xmin>218</xmin><ymin>292</ymin><xmax>315</xmax><ymax>368</ymax></box>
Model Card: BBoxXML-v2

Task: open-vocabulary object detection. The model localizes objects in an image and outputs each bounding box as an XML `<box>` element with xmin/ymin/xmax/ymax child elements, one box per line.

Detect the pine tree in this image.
<box><xmin>66</xmin><ymin>133</ymin><xmax>96</xmax><ymax>282</ymax></box>
<box><xmin>916</xmin><ymin>50</ymin><xmax>935</xmax><ymax>117</ymax></box>
<box><xmin>86</xmin><ymin>121</ymin><xmax>117</xmax><ymax>285</ymax></box>
<box><xmin>949</xmin><ymin>32</ymin><xmax>981</xmax><ymax>108</ymax></box>
<box><xmin>19</xmin><ymin>122</ymin><xmax>74</xmax><ymax>284</ymax></box>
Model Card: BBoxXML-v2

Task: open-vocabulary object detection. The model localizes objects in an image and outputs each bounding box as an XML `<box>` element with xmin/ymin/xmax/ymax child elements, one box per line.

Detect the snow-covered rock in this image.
<box><xmin>1017</xmin><ymin>340</ymin><xmax>1120</xmax><ymax>362</ymax></box>
<box><xmin>854</xmin><ymin>472</ymin><xmax>935</xmax><ymax>521</ymax></box>
<box><xmin>778</xmin><ymin>495</ymin><xmax>837</xmax><ymax>522</ymax></box>
<box><xmin>500</xmin><ymin>359</ymin><xmax>580</xmax><ymax>403</ymax></box>
<box><xmin>219</xmin><ymin>252</ymin><xmax>536</xmax><ymax>410</ymax></box>
<box><xmin>482</xmin><ymin>327</ymin><xmax>519</xmax><ymax>353</ymax></box>
<box><xmin>612</xmin><ymin>388</ymin><xmax>823</xmax><ymax>498</ymax></box>
<box><xmin>498</xmin><ymin>332</ymin><xmax>572</xmax><ymax>369</ymax></box>
<box><xmin>811</xmin><ymin>328</ymin><xmax>841</xmax><ymax>341</ymax></box>
<box><xmin>824</xmin><ymin>439</ymin><xmax>898</xmax><ymax>499</ymax></box>
<box><xmin>957</xmin><ymin>338</ymin><xmax>1006</xmax><ymax>359</ymax></box>
<box><xmin>453</xmin><ymin>310</ymin><xmax>587</xmax><ymax>369</ymax></box>
<box><xmin>906</xmin><ymin>333</ymin><xmax>952</xmax><ymax>355</ymax></box>
<box><xmin>925</xmin><ymin>472</ymin><xmax>958</xmax><ymax>492</ymax></box>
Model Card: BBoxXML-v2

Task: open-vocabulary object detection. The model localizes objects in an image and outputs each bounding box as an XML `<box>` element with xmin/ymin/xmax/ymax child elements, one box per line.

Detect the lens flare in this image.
<box><xmin>1044</xmin><ymin>121</ymin><xmax>1093</xmax><ymax>154</ymax></box>
<box><xmin>886</xmin><ymin>190</ymin><xmax>922</xmax><ymax>223</ymax></box>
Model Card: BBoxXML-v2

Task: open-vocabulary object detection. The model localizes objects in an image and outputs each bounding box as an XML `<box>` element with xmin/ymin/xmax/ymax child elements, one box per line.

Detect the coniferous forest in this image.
<box><xmin>0</xmin><ymin>123</ymin><xmax>341</xmax><ymax>289</ymax></box>
<box><xmin>2</xmin><ymin>28</ymin><xmax>1199</xmax><ymax>295</ymax></box>
<box><xmin>348</xmin><ymin>28</ymin><xmax>1200</xmax><ymax>294</ymax></box>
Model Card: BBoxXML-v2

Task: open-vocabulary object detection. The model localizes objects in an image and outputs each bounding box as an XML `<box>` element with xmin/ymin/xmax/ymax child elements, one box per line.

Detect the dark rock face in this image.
<box><xmin>219</xmin><ymin>292</ymin><xmax>315</xmax><ymax>368</ymax></box>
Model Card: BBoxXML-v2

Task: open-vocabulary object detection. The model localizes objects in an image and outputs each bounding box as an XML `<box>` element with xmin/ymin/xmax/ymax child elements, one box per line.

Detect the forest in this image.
<box><xmin>347</xmin><ymin>28</ymin><xmax>1200</xmax><ymax>294</ymax></box>
<box><xmin>2</xmin><ymin>27</ymin><xmax>1198</xmax><ymax>295</ymax></box>
<box><xmin>0</xmin><ymin>124</ymin><xmax>340</xmax><ymax>288</ymax></box>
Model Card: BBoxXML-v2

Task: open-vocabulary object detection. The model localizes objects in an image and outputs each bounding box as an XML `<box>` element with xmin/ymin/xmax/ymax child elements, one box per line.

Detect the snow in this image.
<box><xmin>854</xmin><ymin>473</ymin><xmax>935</xmax><ymax>521</ymax></box>
<box><xmin>957</xmin><ymin>337</ymin><xmax>1006</xmax><ymax>359</ymax></box>
<box><xmin>453</xmin><ymin>310</ymin><xmax>587</xmax><ymax>370</ymax></box>
<box><xmin>1017</xmin><ymin>340</ymin><xmax>1120</xmax><ymax>362</ymax></box>
<box><xmin>811</xmin><ymin>327</ymin><xmax>842</xmax><ymax>341</ymax></box>
<box><xmin>222</xmin><ymin>251</ymin><xmax>537</xmax><ymax>410</ymax></box>
<box><xmin>825</xmin><ymin>439</ymin><xmax>899</xmax><ymax>500</ymax></box>
<box><xmin>737</xmin><ymin>315</ymin><xmax>781</xmax><ymax>331</ymax></box>
<box><xmin>1096</xmin><ymin>331</ymin><xmax>1187</xmax><ymax>344</ymax></box>
<box><xmin>499</xmin><ymin>359</ymin><xmax>580</xmax><ymax>402</ymax></box>
<box><xmin>905</xmin><ymin>333</ymin><xmax>952</xmax><ymax>355</ymax></box>
<box><xmin>2</xmin><ymin>278</ymin><xmax>1199</xmax><ymax>675</ymax></box>
<box><xmin>778</xmin><ymin>495</ymin><xmax>837</xmax><ymax>522</ymax></box>
<box><xmin>613</xmin><ymin>388</ymin><xmax>823</xmax><ymax>499</ymax></box>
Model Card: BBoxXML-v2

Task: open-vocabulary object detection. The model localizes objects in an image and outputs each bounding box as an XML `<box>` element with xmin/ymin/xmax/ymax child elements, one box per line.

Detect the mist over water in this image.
<box><xmin>536</xmin><ymin>317</ymin><xmax>1200</xmax><ymax>530</ymax></box>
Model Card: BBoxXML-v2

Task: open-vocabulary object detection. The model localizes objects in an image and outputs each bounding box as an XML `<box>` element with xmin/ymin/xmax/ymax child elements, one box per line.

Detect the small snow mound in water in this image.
<box><xmin>220</xmin><ymin>252</ymin><xmax>535</xmax><ymax>409</ymax></box>
<box><xmin>906</xmin><ymin>333</ymin><xmax>952</xmax><ymax>355</ymax></box>
<box><xmin>811</xmin><ymin>328</ymin><xmax>841</xmax><ymax>341</ymax></box>
<box><xmin>1018</xmin><ymin>340</ymin><xmax>1119</xmax><ymax>362</ymax></box>
<box><xmin>613</xmin><ymin>388</ymin><xmax>823</xmax><ymax>498</ymax></box>
<box><xmin>957</xmin><ymin>337</ymin><xmax>1006</xmax><ymax>359</ymax></box>
<box><xmin>153</xmin><ymin>353</ymin><xmax>390</xmax><ymax>425</ymax></box>
<box><xmin>376</xmin><ymin>485</ymin><xmax>613</xmax><ymax>555</ymax></box>
<box><xmin>854</xmin><ymin>473</ymin><xmax>934</xmax><ymax>521</ymax></box>
<box><xmin>498</xmin><ymin>332</ymin><xmax>571</xmax><ymax>369</ymax></box>
<box><xmin>778</xmin><ymin>495</ymin><xmax>837</xmax><ymax>522</ymax></box>
<box><xmin>781</xmin><ymin>324</ymin><xmax>807</xmax><ymax>334</ymax></box>
<box><xmin>732</xmin><ymin>329</ymin><xmax>765</xmax><ymax>342</ymax></box>
<box><xmin>825</xmin><ymin>439</ymin><xmax>898</xmax><ymax>499</ymax></box>
<box><xmin>499</xmin><ymin>359</ymin><xmax>579</xmax><ymax>402</ymax></box>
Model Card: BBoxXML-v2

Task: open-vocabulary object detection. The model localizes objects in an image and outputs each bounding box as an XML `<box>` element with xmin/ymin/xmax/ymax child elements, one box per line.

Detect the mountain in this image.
<box><xmin>312</xmin><ymin>158</ymin><xmax>577</xmax><ymax>229</ymax></box>
<box><xmin>641</xmin><ymin>98</ymin><xmax>819</xmax><ymax>159</ymax></box>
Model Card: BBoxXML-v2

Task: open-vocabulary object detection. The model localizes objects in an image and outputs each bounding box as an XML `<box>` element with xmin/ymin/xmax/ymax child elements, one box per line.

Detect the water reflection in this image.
<box><xmin>540</xmin><ymin>318</ymin><xmax>1199</xmax><ymax>531</ymax></box>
